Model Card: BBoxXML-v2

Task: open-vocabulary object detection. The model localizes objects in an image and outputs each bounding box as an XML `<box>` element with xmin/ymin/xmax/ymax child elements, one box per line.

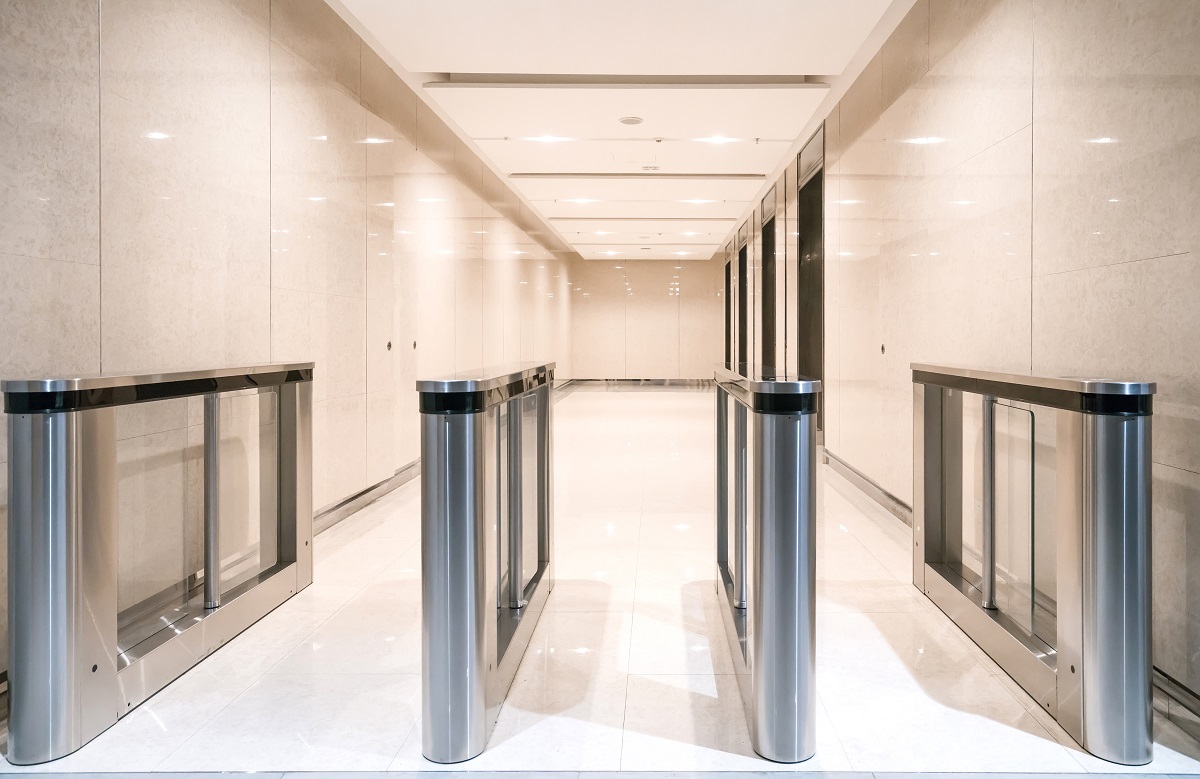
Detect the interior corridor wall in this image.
<box><xmin>822</xmin><ymin>0</ymin><xmax>1200</xmax><ymax>703</ymax></box>
<box><xmin>0</xmin><ymin>0</ymin><xmax>571</xmax><ymax>676</ymax></box>
<box><xmin>570</xmin><ymin>260</ymin><xmax>724</xmax><ymax>379</ymax></box>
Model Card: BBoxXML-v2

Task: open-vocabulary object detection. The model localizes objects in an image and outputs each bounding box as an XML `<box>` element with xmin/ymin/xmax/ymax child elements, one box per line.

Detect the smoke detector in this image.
<box><xmin>619</xmin><ymin>116</ymin><xmax>643</xmax><ymax>125</ymax></box>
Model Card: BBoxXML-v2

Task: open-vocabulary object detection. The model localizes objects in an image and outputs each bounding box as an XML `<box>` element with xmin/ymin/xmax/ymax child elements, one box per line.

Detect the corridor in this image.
<box><xmin>6</xmin><ymin>388</ymin><xmax>1198</xmax><ymax>774</ymax></box>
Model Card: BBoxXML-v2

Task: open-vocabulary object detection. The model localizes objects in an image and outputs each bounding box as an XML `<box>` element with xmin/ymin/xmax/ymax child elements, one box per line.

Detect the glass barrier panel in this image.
<box><xmin>116</xmin><ymin>397</ymin><xmax>200</xmax><ymax>653</ymax></box>
<box><xmin>214</xmin><ymin>388</ymin><xmax>280</xmax><ymax>595</ymax></box>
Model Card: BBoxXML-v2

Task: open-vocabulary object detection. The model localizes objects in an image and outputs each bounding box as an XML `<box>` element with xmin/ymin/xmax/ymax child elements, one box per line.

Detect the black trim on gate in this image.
<box><xmin>717</xmin><ymin>380</ymin><xmax>819</xmax><ymax>416</ymax></box>
<box><xmin>911</xmin><ymin>370</ymin><xmax>1152</xmax><ymax>417</ymax></box>
<box><xmin>4</xmin><ymin>368</ymin><xmax>314</xmax><ymax>414</ymax></box>
<box><xmin>419</xmin><ymin>369</ymin><xmax>553</xmax><ymax>415</ymax></box>
<box><xmin>752</xmin><ymin>392</ymin><xmax>819</xmax><ymax>415</ymax></box>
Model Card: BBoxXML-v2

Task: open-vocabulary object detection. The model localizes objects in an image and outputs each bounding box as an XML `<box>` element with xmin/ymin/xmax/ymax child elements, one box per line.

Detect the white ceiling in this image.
<box><xmin>333</xmin><ymin>0</ymin><xmax>896</xmax><ymax>260</ymax></box>
<box><xmin>335</xmin><ymin>1</ymin><xmax>892</xmax><ymax>76</ymax></box>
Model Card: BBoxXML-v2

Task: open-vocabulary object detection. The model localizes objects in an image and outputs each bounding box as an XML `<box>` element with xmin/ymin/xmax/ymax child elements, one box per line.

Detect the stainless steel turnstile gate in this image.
<box><xmin>418</xmin><ymin>362</ymin><xmax>554</xmax><ymax>764</ymax></box>
<box><xmin>3</xmin><ymin>364</ymin><xmax>314</xmax><ymax>765</ymax></box>
<box><xmin>715</xmin><ymin>366</ymin><xmax>821</xmax><ymax>763</ymax></box>
<box><xmin>912</xmin><ymin>364</ymin><xmax>1154</xmax><ymax>765</ymax></box>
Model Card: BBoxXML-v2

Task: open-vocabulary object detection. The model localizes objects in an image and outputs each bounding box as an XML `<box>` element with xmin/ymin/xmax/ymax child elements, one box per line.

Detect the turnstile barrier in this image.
<box><xmin>3</xmin><ymin>364</ymin><xmax>314</xmax><ymax>765</ymax></box>
<box><xmin>418</xmin><ymin>362</ymin><xmax>554</xmax><ymax>764</ymax></box>
<box><xmin>912</xmin><ymin>364</ymin><xmax>1154</xmax><ymax>765</ymax></box>
<box><xmin>715</xmin><ymin>366</ymin><xmax>820</xmax><ymax>763</ymax></box>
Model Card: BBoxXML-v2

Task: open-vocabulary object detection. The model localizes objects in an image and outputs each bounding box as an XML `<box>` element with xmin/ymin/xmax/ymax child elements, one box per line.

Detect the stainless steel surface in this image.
<box><xmin>421</xmin><ymin>411</ymin><xmax>489</xmax><ymax>764</ymax></box>
<box><xmin>924</xmin><ymin>562</ymin><xmax>1058</xmax><ymax>713</ymax></box>
<box><xmin>2</xmin><ymin>361</ymin><xmax>314</xmax><ymax>394</ymax></box>
<box><xmin>6</xmin><ymin>409</ymin><xmax>120</xmax><ymax>765</ymax></box>
<box><xmin>116</xmin><ymin>563</ymin><xmax>298</xmax><ymax>711</ymax></box>
<box><xmin>913</xmin><ymin>368</ymin><xmax>1153</xmax><ymax>766</ymax></box>
<box><xmin>420</xmin><ymin>364</ymin><xmax>554</xmax><ymax>763</ymax></box>
<box><xmin>911</xmin><ymin>363</ymin><xmax>1156</xmax><ymax>397</ymax></box>
<box><xmin>415</xmin><ymin>360</ymin><xmax>554</xmax><ymax>395</ymax></box>
<box><xmin>203</xmin><ymin>394</ymin><xmax>221</xmax><ymax>610</ymax></box>
<box><xmin>505</xmin><ymin>397</ymin><xmax>526</xmax><ymax>609</ymax></box>
<box><xmin>715</xmin><ymin>365</ymin><xmax>821</xmax><ymax>395</ymax></box>
<box><xmin>1080</xmin><ymin>412</ymin><xmax>1153</xmax><ymax>764</ymax></box>
<box><xmin>750</xmin><ymin>410</ymin><xmax>817</xmax><ymax>763</ymax></box>
<box><xmin>733</xmin><ymin>402</ymin><xmax>748</xmax><ymax>610</ymax></box>
<box><xmin>714</xmin><ymin>368</ymin><xmax>820</xmax><ymax>764</ymax></box>
<box><xmin>6</xmin><ymin>366</ymin><xmax>314</xmax><ymax>765</ymax></box>
<box><xmin>981</xmin><ymin>395</ymin><xmax>997</xmax><ymax>610</ymax></box>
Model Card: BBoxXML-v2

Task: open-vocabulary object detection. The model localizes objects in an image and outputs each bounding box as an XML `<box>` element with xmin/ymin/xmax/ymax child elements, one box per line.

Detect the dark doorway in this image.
<box><xmin>760</xmin><ymin>217</ymin><xmax>776</xmax><ymax>370</ymax></box>
<box><xmin>795</xmin><ymin>168</ymin><xmax>824</xmax><ymax>426</ymax></box>
<box><xmin>737</xmin><ymin>244</ymin><xmax>748</xmax><ymax>366</ymax></box>
<box><xmin>724</xmin><ymin>260</ymin><xmax>732</xmax><ymax>367</ymax></box>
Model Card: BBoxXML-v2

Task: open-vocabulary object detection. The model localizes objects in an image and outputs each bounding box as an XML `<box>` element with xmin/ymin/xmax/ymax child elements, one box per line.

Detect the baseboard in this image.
<box><xmin>1155</xmin><ymin>668</ymin><xmax>1200</xmax><ymax>737</ymax></box>
<box><xmin>823</xmin><ymin>449</ymin><xmax>914</xmax><ymax>527</ymax></box>
<box><xmin>313</xmin><ymin>460</ymin><xmax>421</xmax><ymax>536</ymax></box>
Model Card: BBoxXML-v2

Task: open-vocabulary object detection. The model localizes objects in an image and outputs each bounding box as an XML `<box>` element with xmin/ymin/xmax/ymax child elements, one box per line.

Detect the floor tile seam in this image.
<box><xmin>981</xmin><ymin>659</ymin><xmax>1084</xmax><ymax>767</ymax></box>
<box><xmin>616</xmin><ymin>490</ymin><xmax>651</xmax><ymax>771</ymax></box>
<box><xmin>814</xmin><ymin>687</ymin><xmax>855</xmax><ymax>770</ymax></box>
<box><xmin>149</xmin><ymin>670</ymin><xmax>261</xmax><ymax>771</ymax></box>
<box><xmin>384</xmin><ymin>713</ymin><xmax>421</xmax><ymax>770</ymax></box>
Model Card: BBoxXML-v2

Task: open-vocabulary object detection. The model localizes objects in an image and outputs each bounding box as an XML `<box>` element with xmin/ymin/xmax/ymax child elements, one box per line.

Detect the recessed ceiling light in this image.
<box><xmin>564</xmin><ymin>198</ymin><xmax>598</xmax><ymax>204</ymax></box>
<box><xmin>144</xmin><ymin>131</ymin><xmax>171</xmax><ymax>140</ymax></box>
<box><xmin>902</xmin><ymin>137</ymin><xmax>946</xmax><ymax>145</ymax></box>
<box><xmin>473</xmin><ymin>230</ymin><xmax>487</xmax><ymax>234</ymax></box>
<box><xmin>673</xmin><ymin>251</ymin><xmax>691</xmax><ymax>256</ymax></box>
<box><xmin>304</xmin><ymin>196</ymin><xmax>326</xmax><ymax>201</ymax></box>
<box><xmin>835</xmin><ymin>199</ymin><xmax>863</xmax><ymax>205</ymax></box>
<box><xmin>681</xmin><ymin>231</ymin><xmax>701</xmax><ymax>236</ymax></box>
<box><xmin>523</xmin><ymin>135</ymin><xmax>573</xmax><ymax>143</ymax></box>
<box><xmin>418</xmin><ymin>197</ymin><xmax>446</xmax><ymax>203</ymax></box>
<box><xmin>619</xmin><ymin>116</ymin><xmax>643</xmax><ymax>125</ymax></box>
<box><xmin>680</xmin><ymin>199</ymin><xmax>716</xmax><ymax>204</ymax></box>
<box><xmin>361</xmin><ymin>137</ymin><xmax>392</xmax><ymax>144</ymax></box>
<box><xmin>512</xmin><ymin>250</ymin><xmax>527</xmax><ymax>255</ymax></box>
<box><xmin>602</xmin><ymin>251</ymin><xmax>621</xmax><ymax>256</ymax></box>
<box><xmin>594</xmin><ymin>230</ymin><xmax>614</xmax><ymax>235</ymax></box>
<box><xmin>310</xmin><ymin>135</ymin><xmax>327</xmax><ymax>141</ymax></box>
<box><xmin>375</xmin><ymin>202</ymin><xmax>394</xmax><ymax>207</ymax></box>
<box><xmin>613</xmin><ymin>265</ymin><xmax>623</xmax><ymax>269</ymax></box>
<box><xmin>1088</xmin><ymin>137</ymin><xmax>1118</xmax><ymax>144</ymax></box>
<box><xmin>1108</xmin><ymin>198</ymin><xmax>1120</xmax><ymax>202</ymax></box>
<box><xmin>838</xmin><ymin>251</ymin><xmax>854</xmax><ymax>256</ymax></box>
<box><xmin>674</xmin><ymin>266</ymin><xmax>682</xmax><ymax>269</ymax></box>
<box><xmin>695</xmin><ymin>136</ymin><xmax>738</xmax><ymax>144</ymax></box>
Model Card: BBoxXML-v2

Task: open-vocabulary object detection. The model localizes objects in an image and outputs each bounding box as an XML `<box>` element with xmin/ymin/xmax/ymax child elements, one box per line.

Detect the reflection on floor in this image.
<box><xmin>2</xmin><ymin>388</ymin><xmax>1199</xmax><ymax>774</ymax></box>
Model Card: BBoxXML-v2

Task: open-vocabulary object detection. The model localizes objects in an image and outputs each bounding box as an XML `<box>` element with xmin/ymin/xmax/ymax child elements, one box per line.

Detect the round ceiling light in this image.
<box><xmin>619</xmin><ymin>116</ymin><xmax>643</xmax><ymax>125</ymax></box>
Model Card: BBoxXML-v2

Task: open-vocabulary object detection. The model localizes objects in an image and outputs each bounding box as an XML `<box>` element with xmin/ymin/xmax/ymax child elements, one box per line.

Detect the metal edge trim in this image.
<box><xmin>923</xmin><ymin>563</ymin><xmax>1059</xmax><ymax>716</ymax></box>
<box><xmin>1154</xmin><ymin>668</ymin><xmax>1200</xmax><ymax>724</ymax></box>
<box><xmin>313</xmin><ymin>460</ymin><xmax>420</xmax><ymax>536</ymax></box>
<box><xmin>2</xmin><ymin>362</ymin><xmax>316</xmax><ymax>394</ymax></box>
<box><xmin>115</xmin><ymin>563</ymin><xmax>299</xmax><ymax>712</ymax></box>
<box><xmin>824</xmin><ymin>449</ymin><xmax>913</xmax><ymax>526</ymax></box>
<box><xmin>415</xmin><ymin>361</ymin><xmax>555</xmax><ymax>394</ymax></box>
<box><xmin>910</xmin><ymin>363</ymin><xmax>1155</xmax><ymax>397</ymax></box>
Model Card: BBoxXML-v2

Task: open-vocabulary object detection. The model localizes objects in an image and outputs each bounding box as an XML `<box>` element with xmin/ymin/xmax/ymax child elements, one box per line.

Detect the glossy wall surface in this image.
<box><xmin>0</xmin><ymin>0</ymin><xmax>572</xmax><ymax>678</ymax></box>
<box><xmin>570</xmin><ymin>261</ymin><xmax>723</xmax><ymax>380</ymax></box>
<box><xmin>822</xmin><ymin>0</ymin><xmax>1200</xmax><ymax>702</ymax></box>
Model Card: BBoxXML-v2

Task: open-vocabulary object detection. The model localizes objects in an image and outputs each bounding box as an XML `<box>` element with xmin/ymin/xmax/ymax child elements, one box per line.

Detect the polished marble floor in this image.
<box><xmin>3</xmin><ymin>388</ymin><xmax>1200</xmax><ymax>774</ymax></box>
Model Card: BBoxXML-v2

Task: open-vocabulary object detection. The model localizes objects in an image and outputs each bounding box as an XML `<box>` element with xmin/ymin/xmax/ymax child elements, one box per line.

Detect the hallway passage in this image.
<box><xmin>5</xmin><ymin>388</ymin><xmax>1199</xmax><ymax>774</ymax></box>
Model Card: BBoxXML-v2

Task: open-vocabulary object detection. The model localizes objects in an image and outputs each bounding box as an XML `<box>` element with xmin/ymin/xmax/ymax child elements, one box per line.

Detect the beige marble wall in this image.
<box><xmin>0</xmin><ymin>0</ymin><xmax>572</xmax><ymax>675</ymax></box>
<box><xmin>821</xmin><ymin>0</ymin><xmax>1200</xmax><ymax>699</ymax></box>
<box><xmin>570</xmin><ymin>261</ymin><xmax>723</xmax><ymax>380</ymax></box>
